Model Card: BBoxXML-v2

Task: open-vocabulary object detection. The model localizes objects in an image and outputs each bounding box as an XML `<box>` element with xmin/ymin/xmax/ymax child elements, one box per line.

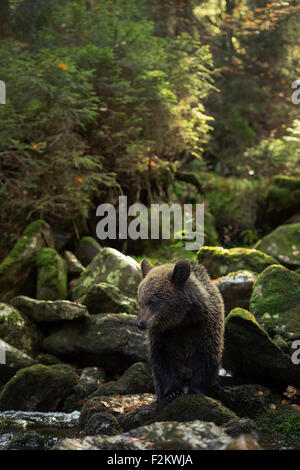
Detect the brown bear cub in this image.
<box><xmin>137</xmin><ymin>259</ymin><xmax>224</xmax><ymax>405</ymax></box>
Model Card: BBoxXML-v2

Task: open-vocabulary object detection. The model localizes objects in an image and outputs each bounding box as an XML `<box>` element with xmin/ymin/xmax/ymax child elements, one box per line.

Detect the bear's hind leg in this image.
<box><xmin>188</xmin><ymin>349</ymin><xmax>218</xmax><ymax>395</ymax></box>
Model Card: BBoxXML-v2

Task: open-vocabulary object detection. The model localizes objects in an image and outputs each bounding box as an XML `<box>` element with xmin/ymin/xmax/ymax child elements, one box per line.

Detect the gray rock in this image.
<box><xmin>255</xmin><ymin>223</ymin><xmax>300</xmax><ymax>269</ymax></box>
<box><xmin>0</xmin><ymin>220</ymin><xmax>54</xmax><ymax>302</ymax></box>
<box><xmin>76</xmin><ymin>236</ymin><xmax>102</xmax><ymax>267</ymax></box>
<box><xmin>53</xmin><ymin>420</ymin><xmax>232</xmax><ymax>450</ymax></box>
<box><xmin>214</xmin><ymin>270</ymin><xmax>257</xmax><ymax>315</ymax></box>
<box><xmin>43</xmin><ymin>313</ymin><xmax>147</xmax><ymax>373</ymax></box>
<box><xmin>72</xmin><ymin>247</ymin><xmax>141</xmax><ymax>301</ymax></box>
<box><xmin>80</xmin><ymin>282</ymin><xmax>139</xmax><ymax>315</ymax></box>
<box><xmin>36</xmin><ymin>248</ymin><xmax>68</xmax><ymax>300</ymax></box>
<box><xmin>82</xmin><ymin>412</ymin><xmax>121</xmax><ymax>436</ymax></box>
<box><xmin>0</xmin><ymin>339</ymin><xmax>35</xmax><ymax>383</ymax></box>
<box><xmin>224</xmin><ymin>308</ymin><xmax>300</xmax><ymax>386</ymax></box>
<box><xmin>10</xmin><ymin>296</ymin><xmax>89</xmax><ymax>323</ymax></box>
<box><xmin>0</xmin><ymin>302</ymin><xmax>43</xmax><ymax>356</ymax></box>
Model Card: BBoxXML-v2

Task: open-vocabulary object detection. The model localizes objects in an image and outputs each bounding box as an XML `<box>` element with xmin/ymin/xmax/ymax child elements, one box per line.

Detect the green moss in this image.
<box><xmin>273</xmin><ymin>175</ymin><xmax>300</xmax><ymax>191</ymax></box>
<box><xmin>156</xmin><ymin>395</ymin><xmax>237</xmax><ymax>426</ymax></box>
<box><xmin>0</xmin><ymin>364</ymin><xmax>77</xmax><ymax>411</ymax></box>
<box><xmin>0</xmin><ymin>303</ymin><xmax>43</xmax><ymax>356</ymax></box>
<box><xmin>79</xmin><ymin>236</ymin><xmax>101</xmax><ymax>247</ymax></box>
<box><xmin>250</xmin><ymin>265</ymin><xmax>300</xmax><ymax>316</ymax></box>
<box><xmin>250</xmin><ymin>265</ymin><xmax>300</xmax><ymax>338</ymax></box>
<box><xmin>258</xmin><ymin>405</ymin><xmax>300</xmax><ymax>438</ymax></box>
<box><xmin>0</xmin><ymin>220</ymin><xmax>48</xmax><ymax>276</ymax></box>
<box><xmin>36</xmin><ymin>248</ymin><xmax>68</xmax><ymax>300</ymax></box>
<box><xmin>197</xmin><ymin>246</ymin><xmax>277</xmax><ymax>278</ymax></box>
<box><xmin>255</xmin><ymin>223</ymin><xmax>300</xmax><ymax>268</ymax></box>
<box><xmin>91</xmin><ymin>362</ymin><xmax>153</xmax><ymax>397</ymax></box>
<box><xmin>225</xmin><ymin>307</ymin><xmax>267</xmax><ymax>338</ymax></box>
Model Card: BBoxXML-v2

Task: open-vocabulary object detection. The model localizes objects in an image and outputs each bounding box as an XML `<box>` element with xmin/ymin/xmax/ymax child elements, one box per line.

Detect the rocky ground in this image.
<box><xmin>0</xmin><ymin>219</ymin><xmax>300</xmax><ymax>450</ymax></box>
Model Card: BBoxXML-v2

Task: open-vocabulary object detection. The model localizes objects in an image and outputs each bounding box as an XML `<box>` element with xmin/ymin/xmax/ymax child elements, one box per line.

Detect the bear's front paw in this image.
<box><xmin>157</xmin><ymin>388</ymin><xmax>184</xmax><ymax>405</ymax></box>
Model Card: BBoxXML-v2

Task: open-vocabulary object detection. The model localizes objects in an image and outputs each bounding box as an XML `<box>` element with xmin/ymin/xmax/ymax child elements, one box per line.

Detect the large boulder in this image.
<box><xmin>53</xmin><ymin>420</ymin><xmax>233</xmax><ymax>450</ymax></box>
<box><xmin>80</xmin><ymin>282</ymin><xmax>138</xmax><ymax>315</ymax></box>
<box><xmin>36</xmin><ymin>248</ymin><xmax>68</xmax><ymax>300</ymax></box>
<box><xmin>80</xmin><ymin>394</ymin><xmax>237</xmax><ymax>435</ymax></box>
<box><xmin>72</xmin><ymin>248</ymin><xmax>141</xmax><ymax>301</ymax></box>
<box><xmin>10</xmin><ymin>296</ymin><xmax>89</xmax><ymax>323</ymax></box>
<box><xmin>197</xmin><ymin>246</ymin><xmax>278</xmax><ymax>278</ymax></box>
<box><xmin>249</xmin><ymin>265</ymin><xmax>300</xmax><ymax>341</ymax></box>
<box><xmin>213</xmin><ymin>270</ymin><xmax>257</xmax><ymax>315</ymax></box>
<box><xmin>0</xmin><ymin>339</ymin><xmax>35</xmax><ymax>383</ymax></box>
<box><xmin>76</xmin><ymin>236</ymin><xmax>101</xmax><ymax>267</ymax></box>
<box><xmin>0</xmin><ymin>364</ymin><xmax>77</xmax><ymax>411</ymax></box>
<box><xmin>0</xmin><ymin>220</ymin><xmax>54</xmax><ymax>301</ymax></box>
<box><xmin>0</xmin><ymin>303</ymin><xmax>43</xmax><ymax>356</ymax></box>
<box><xmin>255</xmin><ymin>223</ymin><xmax>300</xmax><ymax>269</ymax></box>
<box><xmin>224</xmin><ymin>308</ymin><xmax>300</xmax><ymax>386</ymax></box>
<box><xmin>43</xmin><ymin>313</ymin><xmax>147</xmax><ymax>373</ymax></box>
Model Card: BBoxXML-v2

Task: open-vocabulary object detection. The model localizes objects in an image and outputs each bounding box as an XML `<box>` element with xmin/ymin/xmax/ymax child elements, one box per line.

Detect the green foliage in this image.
<box><xmin>201</xmin><ymin>174</ymin><xmax>268</xmax><ymax>245</ymax></box>
<box><xmin>243</xmin><ymin>121</ymin><xmax>300</xmax><ymax>177</ymax></box>
<box><xmin>0</xmin><ymin>0</ymin><xmax>215</xmax><ymax>250</ymax></box>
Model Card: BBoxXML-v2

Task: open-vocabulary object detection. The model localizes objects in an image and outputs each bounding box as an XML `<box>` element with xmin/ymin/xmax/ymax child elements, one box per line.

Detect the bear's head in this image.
<box><xmin>137</xmin><ymin>259</ymin><xmax>192</xmax><ymax>332</ymax></box>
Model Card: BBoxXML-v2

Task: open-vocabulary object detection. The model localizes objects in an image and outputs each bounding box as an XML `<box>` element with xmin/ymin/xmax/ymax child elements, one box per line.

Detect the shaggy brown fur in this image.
<box><xmin>137</xmin><ymin>259</ymin><xmax>224</xmax><ymax>404</ymax></box>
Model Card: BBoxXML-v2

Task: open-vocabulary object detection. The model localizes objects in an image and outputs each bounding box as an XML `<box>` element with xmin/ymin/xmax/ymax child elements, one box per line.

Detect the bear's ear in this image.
<box><xmin>141</xmin><ymin>259</ymin><xmax>153</xmax><ymax>278</ymax></box>
<box><xmin>171</xmin><ymin>260</ymin><xmax>190</xmax><ymax>287</ymax></box>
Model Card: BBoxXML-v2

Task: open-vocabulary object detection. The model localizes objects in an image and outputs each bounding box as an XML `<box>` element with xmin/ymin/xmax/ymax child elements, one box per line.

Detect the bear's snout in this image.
<box><xmin>136</xmin><ymin>318</ymin><xmax>146</xmax><ymax>330</ymax></box>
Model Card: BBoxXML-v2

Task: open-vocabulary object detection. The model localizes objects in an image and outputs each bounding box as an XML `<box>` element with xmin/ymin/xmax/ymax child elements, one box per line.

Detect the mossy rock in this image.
<box><xmin>258</xmin><ymin>404</ymin><xmax>300</xmax><ymax>438</ymax></box>
<box><xmin>72</xmin><ymin>247</ymin><xmax>141</xmax><ymax>301</ymax></box>
<box><xmin>211</xmin><ymin>384</ymin><xmax>279</xmax><ymax>419</ymax></box>
<box><xmin>10</xmin><ymin>296</ymin><xmax>89</xmax><ymax>323</ymax></box>
<box><xmin>0</xmin><ymin>364</ymin><xmax>78</xmax><ymax>411</ymax></box>
<box><xmin>154</xmin><ymin>395</ymin><xmax>237</xmax><ymax>426</ymax></box>
<box><xmin>249</xmin><ymin>264</ymin><xmax>300</xmax><ymax>340</ymax></box>
<box><xmin>36</xmin><ymin>353</ymin><xmax>62</xmax><ymax>365</ymax></box>
<box><xmin>54</xmin><ymin>420</ymin><xmax>232</xmax><ymax>450</ymax></box>
<box><xmin>224</xmin><ymin>308</ymin><xmax>300</xmax><ymax>386</ymax></box>
<box><xmin>273</xmin><ymin>175</ymin><xmax>300</xmax><ymax>191</ymax></box>
<box><xmin>213</xmin><ymin>270</ymin><xmax>257</xmax><ymax>315</ymax></box>
<box><xmin>36</xmin><ymin>248</ymin><xmax>68</xmax><ymax>300</ymax></box>
<box><xmin>0</xmin><ymin>339</ymin><xmax>35</xmax><ymax>383</ymax></box>
<box><xmin>0</xmin><ymin>220</ymin><xmax>54</xmax><ymax>302</ymax></box>
<box><xmin>79</xmin><ymin>282</ymin><xmax>139</xmax><ymax>315</ymax></box>
<box><xmin>197</xmin><ymin>246</ymin><xmax>277</xmax><ymax>279</ymax></box>
<box><xmin>255</xmin><ymin>223</ymin><xmax>300</xmax><ymax>269</ymax></box>
<box><xmin>91</xmin><ymin>362</ymin><xmax>154</xmax><ymax>397</ymax></box>
<box><xmin>0</xmin><ymin>303</ymin><xmax>43</xmax><ymax>356</ymax></box>
<box><xmin>76</xmin><ymin>236</ymin><xmax>102</xmax><ymax>267</ymax></box>
<box><xmin>43</xmin><ymin>313</ymin><xmax>147</xmax><ymax>374</ymax></box>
